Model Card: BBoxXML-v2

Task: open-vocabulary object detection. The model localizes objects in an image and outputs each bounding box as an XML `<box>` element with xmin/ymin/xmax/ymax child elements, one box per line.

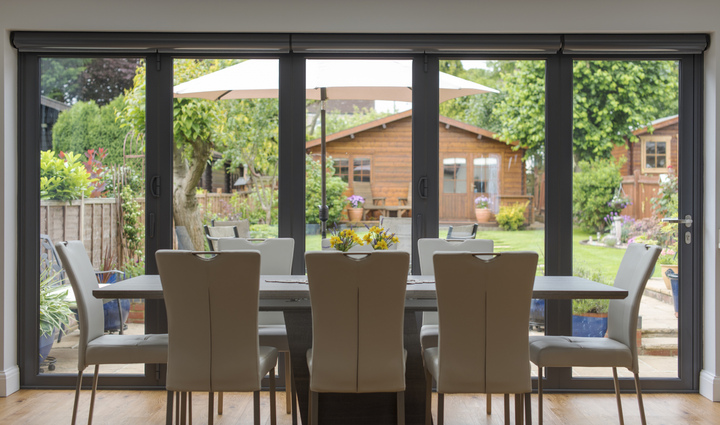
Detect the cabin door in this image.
<box><xmin>440</xmin><ymin>155</ymin><xmax>472</xmax><ymax>220</ymax></box>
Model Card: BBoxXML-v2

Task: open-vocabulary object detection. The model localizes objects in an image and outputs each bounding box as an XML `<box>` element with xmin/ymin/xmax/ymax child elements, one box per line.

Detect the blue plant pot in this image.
<box><xmin>103</xmin><ymin>299</ymin><xmax>131</xmax><ymax>332</ymax></box>
<box><xmin>572</xmin><ymin>313</ymin><xmax>608</xmax><ymax>337</ymax></box>
<box><xmin>39</xmin><ymin>328</ymin><xmax>59</xmax><ymax>364</ymax></box>
<box><xmin>671</xmin><ymin>278</ymin><xmax>679</xmax><ymax>313</ymax></box>
<box><xmin>529</xmin><ymin>299</ymin><xmax>545</xmax><ymax>328</ymax></box>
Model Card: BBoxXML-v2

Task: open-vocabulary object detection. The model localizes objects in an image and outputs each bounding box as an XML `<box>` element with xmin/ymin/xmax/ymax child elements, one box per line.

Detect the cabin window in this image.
<box><xmin>473</xmin><ymin>155</ymin><xmax>500</xmax><ymax>195</ymax></box>
<box><xmin>333</xmin><ymin>158</ymin><xmax>349</xmax><ymax>182</ymax></box>
<box><xmin>353</xmin><ymin>157</ymin><xmax>371</xmax><ymax>182</ymax></box>
<box><xmin>640</xmin><ymin>135</ymin><xmax>672</xmax><ymax>173</ymax></box>
<box><xmin>442</xmin><ymin>157</ymin><xmax>467</xmax><ymax>193</ymax></box>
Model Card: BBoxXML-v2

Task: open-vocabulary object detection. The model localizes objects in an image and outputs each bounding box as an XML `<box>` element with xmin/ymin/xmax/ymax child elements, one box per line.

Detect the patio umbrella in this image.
<box><xmin>174</xmin><ymin>59</ymin><xmax>499</xmax><ymax>237</ymax></box>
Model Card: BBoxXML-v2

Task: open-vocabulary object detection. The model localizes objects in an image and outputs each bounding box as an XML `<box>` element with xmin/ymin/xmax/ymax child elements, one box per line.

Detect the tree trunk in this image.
<box><xmin>172</xmin><ymin>140</ymin><xmax>212</xmax><ymax>250</ymax></box>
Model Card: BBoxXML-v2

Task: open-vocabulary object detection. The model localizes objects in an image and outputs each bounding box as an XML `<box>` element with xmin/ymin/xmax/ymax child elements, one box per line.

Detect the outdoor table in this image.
<box><xmin>94</xmin><ymin>275</ymin><xmax>627</xmax><ymax>425</ymax></box>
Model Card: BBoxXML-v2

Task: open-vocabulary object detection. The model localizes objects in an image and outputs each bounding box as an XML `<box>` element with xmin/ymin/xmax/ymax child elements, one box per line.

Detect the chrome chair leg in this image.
<box><xmin>254</xmin><ymin>390</ymin><xmax>261</xmax><ymax>425</ymax></box>
<box><xmin>504</xmin><ymin>394</ymin><xmax>510</xmax><ymax>424</ymax></box>
<box><xmin>166</xmin><ymin>391</ymin><xmax>174</xmax><ymax>425</ymax></box>
<box><xmin>88</xmin><ymin>364</ymin><xmax>100</xmax><ymax>425</ymax></box>
<box><xmin>538</xmin><ymin>367</ymin><xmax>544</xmax><ymax>425</ymax></box>
<box><xmin>515</xmin><ymin>393</ymin><xmax>523</xmax><ymax>425</ymax></box>
<box><xmin>487</xmin><ymin>393</ymin><xmax>492</xmax><ymax>415</ymax></box>
<box><xmin>397</xmin><ymin>391</ymin><xmax>405</xmax><ymax>425</ymax></box>
<box><xmin>634</xmin><ymin>372</ymin><xmax>647</xmax><ymax>425</ymax></box>
<box><xmin>270</xmin><ymin>367</ymin><xmax>277</xmax><ymax>425</ymax></box>
<box><xmin>612</xmin><ymin>367</ymin><xmax>625</xmax><ymax>425</ymax></box>
<box><xmin>437</xmin><ymin>393</ymin><xmax>444</xmax><ymax>425</ymax></box>
<box><xmin>207</xmin><ymin>392</ymin><xmax>213</xmax><ymax>425</ymax></box>
<box><xmin>72</xmin><ymin>369</ymin><xmax>83</xmax><ymax>425</ymax></box>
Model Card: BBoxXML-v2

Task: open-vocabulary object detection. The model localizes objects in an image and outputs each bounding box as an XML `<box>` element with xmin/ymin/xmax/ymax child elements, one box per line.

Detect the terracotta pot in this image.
<box><xmin>475</xmin><ymin>208</ymin><xmax>492</xmax><ymax>223</ymax></box>
<box><xmin>347</xmin><ymin>207</ymin><xmax>363</xmax><ymax>222</ymax></box>
<box><xmin>660</xmin><ymin>264</ymin><xmax>678</xmax><ymax>290</ymax></box>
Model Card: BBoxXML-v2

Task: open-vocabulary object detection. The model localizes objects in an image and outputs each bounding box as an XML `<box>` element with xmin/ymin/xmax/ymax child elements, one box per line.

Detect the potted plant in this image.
<box><xmin>571</xmin><ymin>265</ymin><xmax>611</xmax><ymax>337</ymax></box>
<box><xmin>474</xmin><ymin>195</ymin><xmax>493</xmax><ymax>222</ymax></box>
<box><xmin>328</xmin><ymin>227</ymin><xmax>367</xmax><ymax>252</ymax></box>
<box><xmin>39</xmin><ymin>265</ymin><xmax>73</xmax><ymax>366</ymax></box>
<box><xmin>346</xmin><ymin>195</ymin><xmax>365</xmax><ymax>222</ymax></box>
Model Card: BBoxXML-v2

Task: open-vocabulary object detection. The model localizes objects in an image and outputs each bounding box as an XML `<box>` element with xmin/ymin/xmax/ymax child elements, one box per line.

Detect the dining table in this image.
<box><xmin>94</xmin><ymin>274</ymin><xmax>627</xmax><ymax>425</ymax></box>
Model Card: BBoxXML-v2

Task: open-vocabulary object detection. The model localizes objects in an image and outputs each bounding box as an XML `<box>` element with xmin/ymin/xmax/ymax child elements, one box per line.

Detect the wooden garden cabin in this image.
<box><xmin>306</xmin><ymin>110</ymin><xmax>531</xmax><ymax>222</ymax></box>
<box><xmin>611</xmin><ymin>115</ymin><xmax>678</xmax><ymax>220</ymax></box>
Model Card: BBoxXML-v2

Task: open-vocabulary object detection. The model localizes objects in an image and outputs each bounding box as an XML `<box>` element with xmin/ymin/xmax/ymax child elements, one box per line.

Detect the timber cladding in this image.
<box><xmin>306</xmin><ymin>111</ymin><xmax>527</xmax><ymax>221</ymax></box>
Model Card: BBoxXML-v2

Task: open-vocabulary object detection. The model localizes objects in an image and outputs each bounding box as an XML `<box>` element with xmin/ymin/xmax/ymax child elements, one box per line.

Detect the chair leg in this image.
<box><xmin>270</xmin><ymin>367</ymin><xmax>277</xmax><ymax>425</ymax></box>
<box><xmin>180</xmin><ymin>392</ymin><xmax>187</xmax><ymax>425</ymax></box>
<box><xmin>218</xmin><ymin>392</ymin><xmax>223</xmax><ymax>415</ymax></box>
<box><xmin>424</xmin><ymin>368</ymin><xmax>433</xmax><ymax>425</ymax></box>
<box><xmin>309</xmin><ymin>391</ymin><xmax>319</xmax><ymax>425</ymax></box>
<box><xmin>504</xmin><ymin>394</ymin><xmax>510</xmax><ymax>425</ymax></box>
<box><xmin>188</xmin><ymin>392</ymin><xmax>192</xmax><ymax>425</ymax></box>
<box><xmin>437</xmin><ymin>393</ymin><xmax>444</xmax><ymax>425</ymax></box>
<box><xmin>175</xmin><ymin>392</ymin><xmax>180</xmax><ymax>425</ymax></box>
<box><xmin>538</xmin><ymin>367</ymin><xmax>544</xmax><ymax>425</ymax></box>
<box><xmin>397</xmin><ymin>391</ymin><xmax>405</xmax><ymax>425</ymax></box>
<box><xmin>207</xmin><ymin>392</ymin><xmax>214</xmax><ymax>425</ymax></box>
<box><xmin>166</xmin><ymin>391</ymin><xmax>174</xmax><ymax>425</ymax></box>
<box><xmin>612</xmin><ymin>367</ymin><xmax>625</xmax><ymax>425</ymax></box>
<box><xmin>254</xmin><ymin>390</ymin><xmax>261</xmax><ymax>425</ymax></box>
<box><xmin>525</xmin><ymin>392</ymin><xmax>532</xmax><ymax>425</ymax></box>
<box><xmin>634</xmin><ymin>372</ymin><xmax>647</xmax><ymax>425</ymax></box>
<box><xmin>72</xmin><ymin>370</ymin><xmax>83</xmax><ymax>425</ymax></box>
<box><xmin>284</xmin><ymin>353</ymin><xmax>292</xmax><ymax>414</ymax></box>
<box><xmin>487</xmin><ymin>393</ymin><xmax>492</xmax><ymax>415</ymax></box>
<box><xmin>88</xmin><ymin>364</ymin><xmax>100</xmax><ymax>425</ymax></box>
<box><xmin>515</xmin><ymin>394</ymin><xmax>523</xmax><ymax>425</ymax></box>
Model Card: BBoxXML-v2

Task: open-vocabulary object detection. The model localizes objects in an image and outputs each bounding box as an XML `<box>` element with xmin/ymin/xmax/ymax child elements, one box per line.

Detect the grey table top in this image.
<box><xmin>93</xmin><ymin>274</ymin><xmax>628</xmax><ymax>301</ymax></box>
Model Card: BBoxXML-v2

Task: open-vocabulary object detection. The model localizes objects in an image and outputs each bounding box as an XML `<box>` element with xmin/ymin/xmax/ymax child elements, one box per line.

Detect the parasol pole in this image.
<box><xmin>319</xmin><ymin>88</ymin><xmax>329</xmax><ymax>238</ymax></box>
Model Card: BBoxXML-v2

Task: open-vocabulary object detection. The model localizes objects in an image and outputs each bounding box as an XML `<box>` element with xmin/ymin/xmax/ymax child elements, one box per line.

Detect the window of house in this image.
<box><xmin>473</xmin><ymin>155</ymin><xmax>500</xmax><ymax>194</ymax></box>
<box><xmin>641</xmin><ymin>135</ymin><xmax>672</xmax><ymax>173</ymax></box>
<box><xmin>353</xmin><ymin>157</ymin><xmax>371</xmax><ymax>182</ymax></box>
<box><xmin>442</xmin><ymin>157</ymin><xmax>467</xmax><ymax>193</ymax></box>
<box><xmin>333</xmin><ymin>158</ymin><xmax>349</xmax><ymax>182</ymax></box>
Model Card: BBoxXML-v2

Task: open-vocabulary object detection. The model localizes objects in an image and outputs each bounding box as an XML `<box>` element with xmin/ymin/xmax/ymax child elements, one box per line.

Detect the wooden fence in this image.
<box><xmin>620</xmin><ymin>170</ymin><xmax>661</xmax><ymax>220</ymax></box>
<box><xmin>40</xmin><ymin>193</ymin><xmax>240</xmax><ymax>270</ymax></box>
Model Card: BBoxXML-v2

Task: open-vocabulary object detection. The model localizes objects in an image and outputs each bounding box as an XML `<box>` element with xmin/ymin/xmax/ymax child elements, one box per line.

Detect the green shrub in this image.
<box><xmin>496</xmin><ymin>202</ymin><xmax>529</xmax><ymax>231</ymax></box>
<box><xmin>40</xmin><ymin>150</ymin><xmax>94</xmax><ymax>201</ymax></box>
<box><xmin>572</xmin><ymin>158</ymin><xmax>625</xmax><ymax>233</ymax></box>
<box><xmin>250</xmin><ymin>224</ymin><xmax>278</xmax><ymax>238</ymax></box>
<box><xmin>305</xmin><ymin>155</ymin><xmax>348</xmax><ymax>226</ymax></box>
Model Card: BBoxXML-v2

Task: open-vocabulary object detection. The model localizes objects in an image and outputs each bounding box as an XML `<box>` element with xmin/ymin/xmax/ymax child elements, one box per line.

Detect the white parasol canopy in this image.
<box><xmin>174</xmin><ymin>59</ymin><xmax>498</xmax><ymax>237</ymax></box>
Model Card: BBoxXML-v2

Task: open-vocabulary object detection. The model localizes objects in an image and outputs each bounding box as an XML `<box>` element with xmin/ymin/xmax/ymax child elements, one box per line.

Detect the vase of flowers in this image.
<box><xmin>363</xmin><ymin>225</ymin><xmax>399</xmax><ymax>250</ymax></box>
<box><xmin>329</xmin><ymin>227</ymin><xmax>365</xmax><ymax>252</ymax></box>
<box><xmin>474</xmin><ymin>195</ymin><xmax>493</xmax><ymax>223</ymax></box>
<box><xmin>346</xmin><ymin>195</ymin><xmax>365</xmax><ymax>222</ymax></box>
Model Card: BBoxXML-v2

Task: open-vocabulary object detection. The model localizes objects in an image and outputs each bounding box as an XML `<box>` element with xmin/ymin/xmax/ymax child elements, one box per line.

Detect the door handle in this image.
<box><xmin>417</xmin><ymin>177</ymin><xmax>428</xmax><ymax>199</ymax></box>
<box><xmin>662</xmin><ymin>215</ymin><xmax>693</xmax><ymax>228</ymax></box>
<box><xmin>150</xmin><ymin>176</ymin><xmax>161</xmax><ymax>198</ymax></box>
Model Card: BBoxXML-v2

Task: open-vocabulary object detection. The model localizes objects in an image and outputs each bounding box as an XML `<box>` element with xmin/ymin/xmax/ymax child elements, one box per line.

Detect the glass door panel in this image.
<box><xmin>304</xmin><ymin>59</ymin><xmax>413</xmax><ymax>258</ymax></box>
<box><xmin>38</xmin><ymin>57</ymin><xmax>146</xmax><ymax>375</ymax></box>
<box><xmin>571</xmin><ymin>59</ymin><xmax>680</xmax><ymax>379</ymax></box>
<box><xmin>172</xmin><ymin>59</ymin><xmax>280</xmax><ymax>250</ymax></box>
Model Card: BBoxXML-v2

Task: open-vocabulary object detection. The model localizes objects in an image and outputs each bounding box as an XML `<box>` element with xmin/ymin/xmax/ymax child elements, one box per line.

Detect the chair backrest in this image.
<box><xmin>432</xmin><ymin>251</ymin><xmax>538</xmax><ymax>394</ymax></box>
<box><xmin>156</xmin><ymin>250</ymin><xmax>263</xmax><ymax>393</ymax></box>
<box><xmin>212</xmin><ymin>219</ymin><xmax>250</xmax><ymax>238</ymax></box>
<box><xmin>446</xmin><ymin>223</ymin><xmax>478</xmax><ymax>240</ymax></box>
<box><xmin>305</xmin><ymin>251</ymin><xmax>409</xmax><ymax>393</ymax></box>
<box><xmin>55</xmin><ymin>241</ymin><xmax>105</xmax><ymax>370</ymax></box>
<box><xmin>607</xmin><ymin>243</ymin><xmax>661</xmax><ymax>372</ymax></box>
<box><xmin>41</xmin><ymin>234</ymin><xmax>66</xmax><ymax>288</ymax></box>
<box><xmin>417</xmin><ymin>238</ymin><xmax>494</xmax><ymax>275</ymax></box>
<box><xmin>216</xmin><ymin>238</ymin><xmax>295</xmax><ymax>274</ymax></box>
<box><xmin>353</xmin><ymin>181</ymin><xmax>374</xmax><ymax>203</ymax></box>
<box><xmin>204</xmin><ymin>224</ymin><xmax>239</xmax><ymax>251</ymax></box>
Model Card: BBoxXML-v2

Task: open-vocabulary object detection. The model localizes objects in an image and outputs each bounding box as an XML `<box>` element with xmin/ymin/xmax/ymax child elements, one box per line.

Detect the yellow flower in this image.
<box><xmin>374</xmin><ymin>240</ymin><xmax>388</xmax><ymax>250</ymax></box>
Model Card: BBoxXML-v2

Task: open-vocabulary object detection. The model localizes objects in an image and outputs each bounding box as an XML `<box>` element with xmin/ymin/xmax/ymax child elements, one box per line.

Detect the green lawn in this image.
<box><xmin>306</xmin><ymin>226</ymin><xmax>652</xmax><ymax>279</ymax></box>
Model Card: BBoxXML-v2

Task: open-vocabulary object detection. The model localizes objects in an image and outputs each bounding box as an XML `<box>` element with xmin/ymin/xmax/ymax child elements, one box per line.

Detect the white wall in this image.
<box><xmin>1</xmin><ymin>0</ymin><xmax>718</xmax><ymax>399</ymax></box>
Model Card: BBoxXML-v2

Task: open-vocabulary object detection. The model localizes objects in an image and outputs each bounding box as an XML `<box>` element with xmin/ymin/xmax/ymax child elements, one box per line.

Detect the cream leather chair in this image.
<box><xmin>216</xmin><ymin>237</ymin><xmax>295</xmax><ymax>414</ymax></box>
<box><xmin>424</xmin><ymin>251</ymin><xmax>538</xmax><ymax>425</ymax></box>
<box><xmin>417</xmin><ymin>238</ymin><xmax>496</xmax><ymax>413</ymax></box>
<box><xmin>529</xmin><ymin>243</ymin><xmax>661</xmax><ymax>425</ymax></box>
<box><xmin>204</xmin><ymin>224</ymin><xmax>238</xmax><ymax>251</ymax></box>
<box><xmin>156</xmin><ymin>250</ymin><xmax>278</xmax><ymax>425</ymax></box>
<box><xmin>55</xmin><ymin>241</ymin><xmax>168</xmax><ymax>425</ymax></box>
<box><xmin>305</xmin><ymin>251</ymin><xmax>409</xmax><ymax>425</ymax></box>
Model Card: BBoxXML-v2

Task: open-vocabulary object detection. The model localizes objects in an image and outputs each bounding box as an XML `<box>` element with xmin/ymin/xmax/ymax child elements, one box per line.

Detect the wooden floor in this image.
<box><xmin>1</xmin><ymin>389</ymin><xmax>719</xmax><ymax>425</ymax></box>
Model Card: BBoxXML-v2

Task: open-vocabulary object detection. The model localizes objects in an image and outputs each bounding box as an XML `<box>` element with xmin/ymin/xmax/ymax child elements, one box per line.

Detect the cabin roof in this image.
<box><xmin>632</xmin><ymin>115</ymin><xmax>679</xmax><ymax>136</ymax></box>
<box><xmin>306</xmin><ymin>109</ymin><xmax>520</xmax><ymax>149</ymax></box>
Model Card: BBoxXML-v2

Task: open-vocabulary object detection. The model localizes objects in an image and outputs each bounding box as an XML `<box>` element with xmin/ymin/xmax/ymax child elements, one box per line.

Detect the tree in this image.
<box><xmin>216</xmin><ymin>98</ymin><xmax>280</xmax><ymax>225</ymax></box>
<box><xmin>122</xmin><ymin>59</ymin><xmax>236</xmax><ymax>250</ymax></box>
<box><xmin>51</xmin><ymin>96</ymin><xmax>128</xmax><ymax>166</ymax></box>
<box><xmin>40</xmin><ymin>57</ymin><xmax>139</xmax><ymax>105</ymax></box>
<box><xmin>572</xmin><ymin>158</ymin><xmax>625</xmax><ymax>232</ymax></box>
<box><xmin>494</xmin><ymin>60</ymin><xmax>679</xmax><ymax>164</ymax></box>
